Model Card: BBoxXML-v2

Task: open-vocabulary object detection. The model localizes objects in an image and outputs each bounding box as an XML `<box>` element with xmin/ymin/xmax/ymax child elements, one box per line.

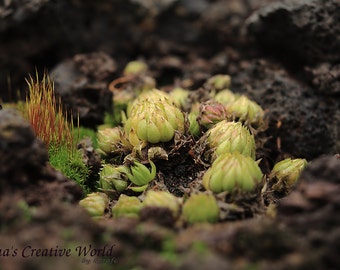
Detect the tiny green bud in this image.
<box><xmin>79</xmin><ymin>192</ymin><xmax>109</xmax><ymax>217</ymax></box>
<box><xmin>169</xmin><ymin>87</ymin><xmax>190</xmax><ymax>108</ymax></box>
<box><xmin>214</xmin><ymin>89</ymin><xmax>238</xmax><ymax>105</ymax></box>
<box><xmin>129</xmin><ymin>184</ymin><xmax>149</xmax><ymax>193</ymax></box>
<box><xmin>197</xmin><ymin>100</ymin><xmax>229</xmax><ymax>130</ymax></box>
<box><xmin>182</xmin><ymin>193</ymin><xmax>219</xmax><ymax>224</ymax></box>
<box><xmin>225</xmin><ymin>95</ymin><xmax>265</xmax><ymax>129</ymax></box>
<box><xmin>123</xmin><ymin>60</ymin><xmax>148</xmax><ymax>75</ymax></box>
<box><xmin>125</xmin><ymin>94</ymin><xmax>185</xmax><ymax>145</ymax></box>
<box><xmin>99</xmin><ymin>164</ymin><xmax>129</xmax><ymax>192</ymax></box>
<box><xmin>112</xmin><ymin>194</ymin><xmax>143</xmax><ymax>218</ymax></box>
<box><xmin>269</xmin><ymin>158</ymin><xmax>308</xmax><ymax>193</ymax></box>
<box><xmin>97</xmin><ymin>127</ymin><xmax>132</xmax><ymax>155</ymax></box>
<box><xmin>143</xmin><ymin>190</ymin><xmax>181</xmax><ymax>217</ymax></box>
<box><xmin>203</xmin><ymin>152</ymin><xmax>263</xmax><ymax>193</ymax></box>
<box><xmin>205</xmin><ymin>74</ymin><xmax>231</xmax><ymax>92</ymax></box>
<box><xmin>97</xmin><ymin>127</ymin><xmax>121</xmax><ymax>155</ymax></box>
<box><xmin>126</xmin><ymin>159</ymin><xmax>156</xmax><ymax>186</ymax></box>
<box><xmin>206</xmin><ymin>120</ymin><xmax>256</xmax><ymax>160</ymax></box>
<box><xmin>188</xmin><ymin>111</ymin><xmax>201</xmax><ymax>138</ymax></box>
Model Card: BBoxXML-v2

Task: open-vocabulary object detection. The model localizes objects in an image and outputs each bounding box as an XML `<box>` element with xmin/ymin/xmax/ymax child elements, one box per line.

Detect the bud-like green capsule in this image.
<box><xmin>112</xmin><ymin>194</ymin><xmax>143</xmax><ymax>218</ymax></box>
<box><xmin>197</xmin><ymin>100</ymin><xmax>229</xmax><ymax>130</ymax></box>
<box><xmin>99</xmin><ymin>164</ymin><xmax>129</xmax><ymax>192</ymax></box>
<box><xmin>214</xmin><ymin>89</ymin><xmax>238</xmax><ymax>105</ymax></box>
<box><xmin>206</xmin><ymin>120</ymin><xmax>256</xmax><ymax>160</ymax></box>
<box><xmin>269</xmin><ymin>158</ymin><xmax>308</xmax><ymax>193</ymax></box>
<box><xmin>182</xmin><ymin>193</ymin><xmax>219</xmax><ymax>224</ymax></box>
<box><xmin>225</xmin><ymin>95</ymin><xmax>265</xmax><ymax>129</ymax></box>
<box><xmin>169</xmin><ymin>87</ymin><xmax>190</xmax><ymax>109</ymax></box>
<box><xmin>97</xmin><ymin>127</ymin><xmax>124</xmax><ymax>155</ymax></box>
<box><xmin>123</xmin><ymin>60</ymin><xmax>148</xmax><ymax>75</ymax></box>
<box><xmin>126</xmin><ymin>159</ymin><xmax>156</xmax><ymax>186</ymax></box>
<box><xmin>143</xmin><ymin>190</ymin><xmax>181</xmax><ymax>217</ymax></box>
<box><xmin>79</xmin><ymin>192</ymin><xmax>109</xmax><ymax>217</ymax></box>
<box><xmin>188</xmin><ymin>111</ymin><xmax>201</xmax><ymax>138</ymax></box>
<box><xmin>203</xmin><ymin>152</ymin><xmax>263</xmax><ymax>193</ymax></box>
<box><xmin>205</xmin><ymin>74</ymin><xmax>231</xmax><ymax>92</ymax></box>
<box><xmin>125</xmin><ymin>91</ymin><xmax>185</xmax><ymax>145</ymax></box>
<box><xmin>129</xmin><ymin>89</ymin><xmax>175</xmax><ymax>115</ymax></box>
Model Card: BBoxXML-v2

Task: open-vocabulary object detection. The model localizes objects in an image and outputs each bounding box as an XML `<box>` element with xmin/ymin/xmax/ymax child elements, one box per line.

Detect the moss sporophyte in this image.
<box><xmin>25</xmin><ymin>73</ymin><xmax>74</xmax><ymax>149</ymax></box>
<box><xmin>269</xmin><ymin>158</ymin><xmax>308</xmax><ymax>193</ymax></box>
<box><xmin>203</xmin><ymin>152</ymin><xmax>263</xmax><ymax>193</ymax></box>
<box><xmin>23</xmin><ymin>73</ymin><xmax>90</xmax><ymax>192</ymax></box>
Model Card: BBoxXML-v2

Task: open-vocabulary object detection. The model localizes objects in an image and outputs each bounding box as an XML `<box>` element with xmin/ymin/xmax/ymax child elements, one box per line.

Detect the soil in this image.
<box><xmin>0</xmin><ymin>0</ymin><xmax>339</xmax><ymax>269</ymax></box>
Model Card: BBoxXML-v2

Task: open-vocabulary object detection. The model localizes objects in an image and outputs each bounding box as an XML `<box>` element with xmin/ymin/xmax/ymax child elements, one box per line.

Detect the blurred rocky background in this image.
<box><xmin>1</xmin><ymin>0</ymin><xmax>339</xmax><ymax>161</ymax></box>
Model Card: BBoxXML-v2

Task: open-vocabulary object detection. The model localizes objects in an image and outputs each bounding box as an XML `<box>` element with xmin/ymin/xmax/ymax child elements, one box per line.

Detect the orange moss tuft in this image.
<box><xmin>25</xmin><ymin>72</ymin><xmax>75</xmax><ymax>150</ymax></box>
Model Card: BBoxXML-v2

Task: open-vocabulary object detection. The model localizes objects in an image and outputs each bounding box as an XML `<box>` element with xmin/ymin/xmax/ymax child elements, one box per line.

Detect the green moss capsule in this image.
<box><xmin>269</xmin><ymin>158</ymin><xmax>308</xmax><ymax>193</ymax></box>
<box><xmin>112</xmin><ymin>194</ymin><xmax>143</xmax><ymax>218</ymax></box>
<box><xmin>182</xmin><ymin>193</ymin><xmax>219</xmax><ymax>224</ymax></box>
<box><xmin>203</xmin><ymin>152</ymin><xmax>263</xmax><ymax>193</ymax></box>
<box><xmin>143</xmin><ymin>190</ymin><xmax>181</xmax><ymax>217</ymax></box>
<box><xmin>79</xmin><ymin>192</ymin><xmax>109</xmax><ymax>217</ymax></box>
<box><xmin>206</xmin><ymin>120</ymin><xmax>256</xmax><ymax>161</ymax></box>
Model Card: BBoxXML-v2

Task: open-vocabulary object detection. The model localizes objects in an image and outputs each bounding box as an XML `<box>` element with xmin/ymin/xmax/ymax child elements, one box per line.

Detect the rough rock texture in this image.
<box><xmin>276</xmin><ymin>155</ymin><xmax>340</xmax><ymax>269</ymax></box>
<box><xmin>278</xmin><ymin>155</ymin><xmax>340</xmax><ymax>229</ymax></box>
<box><xmin>0</xmin><ymin>108</ymin><xmax>83</xmax><ymax>203</ymax></box>
<box><xmin>51</xmin><ymin>52</ymin><xmax>115</xmax><ymax>128</ymax></box>
<box><xmin>247</xmin><ymin>0</ymin><xmax>340</xmax><ymax>65</ymax></box>
<box><xmin>305</xmin><ymin>63</ymin><xmax>340</xmax><ymax>96</ymax></box>
<box><xmin>0</xmin><ymin>0</ymin><xmax>275</xmax><ymax>100</ymax></box>
<box><xmin>243</xmin><ymin>0</ymin><xmax>340</xmax><ymax>159</ymax></box>
<box><xmin>0</xmin><ymin>196</ymin><xmax>105</xmax><ymax>270</ymax></box>
<box><xmin>0</xmin><ymin>108</ymin><xmax>48</xmax><ymax>187</ymax></box>
<box><xmin>231</xmin><ymin>59</ymin><xmax>339</xmax><ymax>161</ymax></box>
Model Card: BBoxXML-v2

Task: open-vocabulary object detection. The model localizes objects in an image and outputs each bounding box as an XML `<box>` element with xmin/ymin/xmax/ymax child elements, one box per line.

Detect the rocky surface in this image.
<box><xmin>0</xmin><ymin>109</ymin><xmax>82</xmax><ymax>203</ymax></box>
<box><xmin>51</xmin><ymin>52</ymin><xmax>115</xmax><ymax>128</ymax></box>
<box><xmin>246</xmin><ymin>0</ymin><xmax>340</xmax><ymax>65</ymax></box>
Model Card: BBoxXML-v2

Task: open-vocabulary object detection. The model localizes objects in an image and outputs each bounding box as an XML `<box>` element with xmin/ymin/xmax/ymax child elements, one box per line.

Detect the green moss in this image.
<box><xmin>48</xmin><ymin>144</ymin><xmax>90</xmax><ymax>194</ymax></box>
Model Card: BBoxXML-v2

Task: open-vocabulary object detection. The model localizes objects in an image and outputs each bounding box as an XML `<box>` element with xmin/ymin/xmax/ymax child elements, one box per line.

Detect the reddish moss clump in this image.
<box><xmin>25</xmin><ymin>73</ymin><xmax>75</xmax><ymax>150</ymax></box>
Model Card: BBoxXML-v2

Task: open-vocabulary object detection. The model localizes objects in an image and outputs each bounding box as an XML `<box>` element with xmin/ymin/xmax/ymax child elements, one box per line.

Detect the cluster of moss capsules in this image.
<box><xmin>79</xmin><ymin>62</ymin><xmax>308</xmax><ymax>225</ymax></box>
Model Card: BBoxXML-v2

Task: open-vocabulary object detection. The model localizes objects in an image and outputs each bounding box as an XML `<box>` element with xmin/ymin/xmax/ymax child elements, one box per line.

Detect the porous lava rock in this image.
<box><xmin>0</xmin><ymin>108</ymin><xmax>82</xmax><ymax>204</ymax></box>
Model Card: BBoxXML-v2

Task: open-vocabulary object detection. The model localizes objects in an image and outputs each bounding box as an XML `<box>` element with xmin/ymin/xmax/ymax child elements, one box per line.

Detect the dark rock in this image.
<box><xmin>297</xmin><ymin>154</ymin><xmax>340</xmax><ymax>184</ymax></box>
<box><xmin>275</xmin><ymin>155</ymin><xmax>340</xmax><ymax>268</ymax></box>
<box><xmin>0</xmin><ymin>0</ymin><xmax>273</xmax><ymax>100</ymax></box>
<box><xmin>0</xmin><ymin>108</ymin><xmax>83</xmax><ymax>203</ymax></box>
<box><xmin>231</xmin><ymin>59</ymin><xmax>339</xmax><ymax>160</ymax></box>
<box><xmin>0</xmin><ymin>108</ymin><xmax>48</xmax><ymax>187</ymax></box>
<box><xmin>139</xmin><ymin>207</ymin><xmax>176</xmax><ymax>228</ymax></box>
<box><xmin>0</xmin><ymin>0</ymin><xmax>48</xmax><ymax>31</ymax></box>
<box><xmin>277</xmin><ymin>155</ymin><xmax>340</xmax><ymax>230</ymax></box>
<box><xmin>305</xmin><ymin>63</ymin><xmax>340</xmax><ymax>96</ymax></box>
<box><xmin>0</xmin><ymin>194</ymin><xmax>104</xmax><ymax>270</ymax></box>
<box><xmin>247</xmin><ymin>0</ymin><xmax>340</xmax><ymax>65</ymax></box>
<box><xmin>51</xmin><ymin>52</ymin><xmax>115</xmax><ymax>128</ymax></box>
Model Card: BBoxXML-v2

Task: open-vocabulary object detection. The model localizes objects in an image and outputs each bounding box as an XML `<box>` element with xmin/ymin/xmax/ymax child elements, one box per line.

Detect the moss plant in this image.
<box><xmin>25</xmin><ymin>73</ymin><xmax>74</xmax><ymax>149</ymax></box>
<box><xmin>48</xmin><ymin>144</ymin><xmax>90</xmax><ymax>193</ymax></box>
<box><xmin>24</xmin><ymin>72</ymin><xmax>90</xmax><ymax>193</ymax></box>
